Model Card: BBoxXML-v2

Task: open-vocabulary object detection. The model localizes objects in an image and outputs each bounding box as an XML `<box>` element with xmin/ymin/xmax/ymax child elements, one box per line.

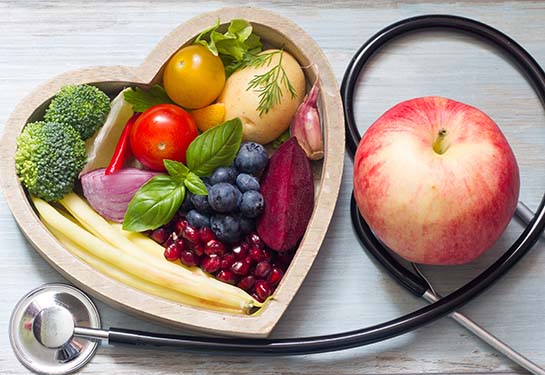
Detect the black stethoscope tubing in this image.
<box><xmin>107</xmin><ymin>14</ymin><xmax>545</xmax><ymax>355</ymax></box>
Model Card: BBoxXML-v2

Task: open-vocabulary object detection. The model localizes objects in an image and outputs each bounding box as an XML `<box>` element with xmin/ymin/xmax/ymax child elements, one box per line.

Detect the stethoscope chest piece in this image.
<box><xmin>9</xmin><ymin>283</ymin><xmax>101</xmax><ymax>375</ymax></box>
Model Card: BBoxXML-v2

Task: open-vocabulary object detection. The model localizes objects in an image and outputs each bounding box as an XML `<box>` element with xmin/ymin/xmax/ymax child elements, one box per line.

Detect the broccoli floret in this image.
<box><xmin>15</xmin><ymin>121</ymin><xmax>87</xmax><ymax>201</ymax></box>
<box><xmin>44</xmin><ymin>84</ymin><xmax>110</xmax><ymax>140</ymax></box>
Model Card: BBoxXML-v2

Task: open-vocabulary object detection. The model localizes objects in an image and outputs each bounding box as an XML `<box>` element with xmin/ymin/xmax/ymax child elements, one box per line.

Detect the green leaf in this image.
<box><xmin>163</xmin><ymin>159</ymin><xmax>189</xmax><ymax>182</ymax></box>
<box><xmin>122</xmin><ymin>175</ymin><xmax>185</xmax><ymax>232</ymax></box>
<box><xmin>272</xmin><ymin>129</ymin><xmax>290</xmax><ymax>149</ymax></box>
<box><xmin>193</xmin><ymin>19</ymin><xmax>262</xmax><ymax>74</ymax></box>
<box><xmin>184</xmin><ymin>172</ymin><xmax>208</xmax><ymax>195</ymax></box>
<box><xmin>123</xmin><ymin>84</ymin><xmax>175</xmax><ymax>112</ymax></box>
<box><xmin>186</xmin><ymin>118</ymin><xmax>243</xmax><ymax>177</ymax></box>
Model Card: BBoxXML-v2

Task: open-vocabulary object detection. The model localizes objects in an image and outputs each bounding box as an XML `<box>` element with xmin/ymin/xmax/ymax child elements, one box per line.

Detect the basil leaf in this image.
<box><xmin>123</xmin><ymin>175</ymin><xmax>185</xmax><ymax>232</ymax></box>
<box><xmin>163</xmin><ymin>159</ymin><xmax>189</xmax><ymax>182</ymax></box>
<box><xmin>186</xmin><ymin>118</ymin><xmax>243</xmax><ymax>177</ymax></box>
<box><xmin>123</xmin><ymin>84</ymin><xmax>174</xmax><ymax>112</ymax></box>
<box><xmin>184</xmin><ymin>172</ymin><xmax>208</xmax><ymax>195</ymax></box>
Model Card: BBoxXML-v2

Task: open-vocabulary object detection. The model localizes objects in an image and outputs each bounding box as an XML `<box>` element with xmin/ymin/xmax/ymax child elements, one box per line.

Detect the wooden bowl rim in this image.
<box><xmin>0</xmin><ymin>6</ymin><xmax>345</xmax><ymax>337</ymax></box>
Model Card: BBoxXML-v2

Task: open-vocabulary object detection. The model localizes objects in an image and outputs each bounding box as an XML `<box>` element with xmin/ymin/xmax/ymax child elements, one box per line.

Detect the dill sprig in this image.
<box><xmin>242</xmin><ymin>50</ymin><xmax>298</xmax><ymax>117</ymax></box>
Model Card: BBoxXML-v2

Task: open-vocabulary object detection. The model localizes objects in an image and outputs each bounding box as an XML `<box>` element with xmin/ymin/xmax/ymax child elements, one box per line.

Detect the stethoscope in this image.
<box><xmin>9</xmin><ymin>15</ymin><xmax>545</xmax><ymax>375</ymax></box>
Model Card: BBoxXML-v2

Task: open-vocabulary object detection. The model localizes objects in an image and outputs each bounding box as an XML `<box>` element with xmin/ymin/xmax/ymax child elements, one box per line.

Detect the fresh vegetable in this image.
<box><xmin>81</xmin><ymin>168</ymin><xmax>159</xmax><ymax>222</ymax></box>
<box><xmin>123</xmin><ymin>84</ymin><xmax>174</xmax><ymax>112</ymax></box>
<box><xmin>129</xmin><ymin>104</ymin><xmax>198</xmax><ymax>171</ymax></box>
<box><xmin>257</xmin><ymin>137</ymin><xmax>314</xmax><ymax>251</ymax></box>
<box><xmin>81</xmin><ymin>88</ymin><xmax>135</xmax><ymax>175</ymax></box>
<box><xmin>33</xmin><ymin>195</ymin><xmax>259</xmax><ymax>312</ymax></box>
<box><xmin>44</xmin><ymin>84</ymin><xmax>110</xmax><ymax>140</ymax></box>
<box><xmin>218</xmin><ymin>49</ymin><xmax>305</xmax><ymax>144</ymax></box>
<box><xmin>191</xmin><ymin>103</ymin><xmax>226</xmax><ymax>132</ymax></box>
<box><xmin>105</xmin><ymin>113</ymin><xmax>140</xmax><ymax>174</ymax></box>
<box><xmin>15</xmin><ymin>121</ymin><xmax>86</xmax><ymax>201</ymax></box>
<box><xmin>123</xmin><ymin>118</ymin><xmax>243</xmax><ymax>232</ymax></box>
<box><xmin>290</xmin><ymin>80</ymin><xmax>323</xmax><ymax>160</ymax></box>
<box><xmin>194</xmin><ymin>19</ymin><xmax>262</xmax><ymax>76</ymax></box>
<box><xmin>163</xmin><ymin>45</ymin><xmax>226</xmax><ymax>109</ymax></box>
<box><xmin>272</xmin><ymin>130</ymin><xmax>290</xmax><ymax>149</ymax></box>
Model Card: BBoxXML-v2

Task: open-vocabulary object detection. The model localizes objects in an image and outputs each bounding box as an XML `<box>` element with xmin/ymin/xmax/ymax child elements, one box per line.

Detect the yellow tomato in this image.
<box><xmin>163</xmin><ymin>45</ymin><xmax>226</xmax><ymax>109</ymax></box>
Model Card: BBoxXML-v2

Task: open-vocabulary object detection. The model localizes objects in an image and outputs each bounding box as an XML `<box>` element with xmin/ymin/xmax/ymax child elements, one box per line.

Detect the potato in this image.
<box><xmin>218</xmin><ymin>49</ymin><xmax>306</xmax><ymax>144</ymax></box>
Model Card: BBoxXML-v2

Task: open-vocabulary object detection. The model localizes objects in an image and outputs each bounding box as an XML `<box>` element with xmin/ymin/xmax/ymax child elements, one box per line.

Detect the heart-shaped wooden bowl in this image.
<box><xmin>0</xmin><ymin>7</ymin><xmax>344</xmax><ymax>337</ymax></box>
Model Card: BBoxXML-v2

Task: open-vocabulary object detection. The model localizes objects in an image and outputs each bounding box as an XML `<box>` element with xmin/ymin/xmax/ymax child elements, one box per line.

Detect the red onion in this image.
<box><xmin>81</xmin><ymin>168</ymin><xmax>160</xmax><ymax>222</ymax></box>
<box><xmin>289</xmin><ymin>80</ymin><xmax>324</xmax><ymax>160</ymax></box>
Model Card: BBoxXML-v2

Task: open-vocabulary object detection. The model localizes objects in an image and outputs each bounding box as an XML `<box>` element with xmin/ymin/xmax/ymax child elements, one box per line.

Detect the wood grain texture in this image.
<box><xmin>1</xmin><ymin>0</ymin><xmax>545</xmax><ymax>374</ymax></box>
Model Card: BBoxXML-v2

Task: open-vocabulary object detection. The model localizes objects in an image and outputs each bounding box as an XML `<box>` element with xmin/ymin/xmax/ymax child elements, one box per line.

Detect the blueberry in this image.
<box><xmin>180</xmin><ymin>191</ymin><xmax>194</xmax><ymax>212</ymax></box>
<box><xmin>208</xmin><ymin>183</ymin><xmax>239</xmax><ymax>213</ymax></box>
<box><xmin>240</xmin><ymin>190</ymin><xmax>264</xmax><ymax>218</ymax></box>
<box><xmin>186</xmin><ymin>210</ymin><xmax>210</xmax><ymax>228</ymax></box>
<box><xmin>210</xmin><ymin>214</ymin><xmax>241</xmax><ymax>244</ymax></box>
<box><xmin>235</xmin><ymin>142</ymin><xmax>269</xmax><ymax>174</ymax></box>
<box><xmin>210</xmin><ymin>167</ymin><xmax>237</xmax><ymax>185</ymax></box>
<box><xmin>236</xmin><ymin>173</ymin><xmax>260</xmax><ymax>192</ymax></box>
<box><xmin>239</xmin><ymin>215</ymin><xmax>255</xmax><ymax>234</ymax></box>
<box><xmin>191</xmin><ymin>189</ymin><xmax>212</xmax><ymax>214</ymax></box>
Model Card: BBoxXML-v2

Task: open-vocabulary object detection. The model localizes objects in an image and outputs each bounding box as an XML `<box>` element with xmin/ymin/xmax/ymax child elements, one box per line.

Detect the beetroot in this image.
<box><xmin>257</xmin><ymin>137</ymin><xmax>314</xmax><ymax>251</ymax></box>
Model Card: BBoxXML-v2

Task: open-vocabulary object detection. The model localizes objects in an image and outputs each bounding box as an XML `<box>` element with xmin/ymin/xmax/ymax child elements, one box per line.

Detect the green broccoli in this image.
<box><xmin>44</xmin><ymin>84</ymin><xmax>110</xmax><ymax>140</ymax></box>
<box><xmin>15</xmin><ymin>121</ymin><xmax>87</xmax><ymax>201</ymax></box>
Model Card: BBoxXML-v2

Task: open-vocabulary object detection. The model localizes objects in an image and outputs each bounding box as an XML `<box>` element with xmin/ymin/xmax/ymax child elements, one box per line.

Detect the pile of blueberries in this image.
<box><xmin>183</xmin><ymin>142</ymin><xmax>269</xmax><ymax>244</ymax></box>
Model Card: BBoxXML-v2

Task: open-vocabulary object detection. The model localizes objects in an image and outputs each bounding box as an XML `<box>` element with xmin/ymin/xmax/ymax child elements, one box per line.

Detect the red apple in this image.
<box><xmin>353</xmin><ymin>96</ymin><xmax>519</xmax><ymax>265</ymax></box>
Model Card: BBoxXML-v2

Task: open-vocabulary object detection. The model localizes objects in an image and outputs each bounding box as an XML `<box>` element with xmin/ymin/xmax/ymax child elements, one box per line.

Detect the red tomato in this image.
<box><xmin>129</xmin><ymin>104</ymin><xmax>198</xmax><ymax>171</ymax></box>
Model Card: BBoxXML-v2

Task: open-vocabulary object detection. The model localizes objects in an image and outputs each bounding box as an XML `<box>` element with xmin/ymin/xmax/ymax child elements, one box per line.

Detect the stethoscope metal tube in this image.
<box><xmin>10</xmin><ymin>14</ymin><xmax>545</xmax><ymax>375</ymax></box>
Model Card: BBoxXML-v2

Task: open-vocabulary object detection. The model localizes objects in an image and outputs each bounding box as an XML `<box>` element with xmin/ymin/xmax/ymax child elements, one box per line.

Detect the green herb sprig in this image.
<box><xmin>242</xmin><ymin>50</ymin><xmax>298</xmax><ymax>117</ymax></box>
<box><xmin>123</xmin><ymin>118</ymin><xmax>243</xmax><ymax>232</ymax></box>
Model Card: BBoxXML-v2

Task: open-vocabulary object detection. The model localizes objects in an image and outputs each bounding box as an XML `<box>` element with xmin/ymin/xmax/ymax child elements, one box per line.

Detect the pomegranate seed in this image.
<box><xmin>163</xmin><ymin>243</ymin><xmax>181</xmax><ymax>261</ymax></box>
<box><xmin>204</xmin><ymin>239</ymin><xmax>226</xmax><ymax>256</ymax></box>
<box><xmin>199</xmin><ymin>226</ymin><xmax>216</xmax><ymax>244</ymax></box>
<box><xmin>232</xmin><ymin>244</ymin><xmax>248</xmax><ymax>260</ymax></box>
<box><xmin>216</xmin><ymin>270</ymin><xmax>238</xmax><ymax>285</ymax></box>
<box><xmin>238</xmin><ymin>276</ymin><xmax>256</xmax><ymax>292</ymax></box>
<box><xmin>174</xmin><ymin>239</ymin><xmax>187</xmax><ymax>252</ymax></box>
<box><xmin>254</xmin><ymin>280</ymin><xmax>272</xmax><ymax>301</ymax></box>
<box><xmin>231</xmin><ymin>260</ymin><xmax>251</xmax><ymax>276</ymax></box>
<box><xmin>268</xmin><ymin>267</ymin><xmax>284</xmax><ymax>286</ymax></box>
<box><xmin>262</xmin><ymin>248</ymin><xmax>272</xmax><ymax>261</ymax></box>
<box><xmin>249</xmin><ymin>247</ymin><xmax>265</xmax><ymax>262</ymax></box>
<box><xmin>246</xmin><ymin>233</ymin><xmax>264</xmax><ymax>249</ymax></box>
<box><xmin>150</xmin><ymin>228</ymin><xmax>168</xmax><ymax>244</ymax></box>
<box><xmin>201</xmin><ymin>255</ymin><xmax>221</xmax><ymax>273</ymax></box>
<box><xmin>164</xmin><ymin>233</ymin><xmax>177</xmax><ymax>248</ymax></box>
<box><xmin>189</xmin><ymin>242</ymin><xmax>204</xmax><ymax>256</ymax></box>
<box><xmin>220</xmin><ymin>253</ymin><xmax>236</xmax><ymax>270</ymax></box>
<box><xmin>174</xmin><ymin>218</ymin><xmax>189</xmax><ymax>235</ymax></box>
<box><xmin>255</xmin><ymin>261</ymin><xmax>272</xmax><ymax>278</ymax></box>
<box><xmin>182</xmin><ymin>224</ymin><xmax>199</xmax><ymax>243</ymax></box>
<box><xmin>179</xmin><ymin>250</ymin><xmax>199</xmax><ymax>267</ymax></box>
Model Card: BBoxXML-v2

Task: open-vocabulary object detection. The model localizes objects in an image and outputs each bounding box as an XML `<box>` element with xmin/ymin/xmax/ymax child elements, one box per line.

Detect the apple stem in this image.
<box><xmin>433</xmin><ymin>128</ymin><xmax>448</xmax><ymax>154</ymax></box>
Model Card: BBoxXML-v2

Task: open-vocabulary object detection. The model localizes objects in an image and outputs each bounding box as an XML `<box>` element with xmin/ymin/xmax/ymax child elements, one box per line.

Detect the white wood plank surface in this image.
<box><xmin>1</xmin><ymin>1</ymin><xmax>545</xmax><ymax>374</ymax></box>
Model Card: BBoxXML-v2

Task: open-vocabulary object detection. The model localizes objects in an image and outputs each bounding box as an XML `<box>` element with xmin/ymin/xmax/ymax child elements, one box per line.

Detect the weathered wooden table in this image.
<box><xmin>1</xmin><ymin>1</ymin><xmax>544</xmax><ymax>374</ymax></box>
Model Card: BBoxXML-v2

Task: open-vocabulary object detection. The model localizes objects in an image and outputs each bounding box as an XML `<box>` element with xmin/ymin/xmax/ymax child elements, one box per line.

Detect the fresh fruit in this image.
<box><xmin>240</xmin><ymin>191</ymin><xmax>264</xmax><ymax>218</ymax></box>
<box><xmin>191</xmin><ymin>190</ymin><xmax>212</xmax><ymax>213</ymax></box>
<box><xmin>231</xmin><ymin>260</ymin><xmax>251</xmax><ymax>276</ymax></box>
<box><xmin>150</xmin><ymin>227</ymin><xmax>168</xmax><ymax>244</ymax></box>
<box><xmin>237</xmin><ymin>276</ymin><xmax>256</xmax><ymax>292</ymax></box>
<box><xmin>268</xmin><ymin>267</ymin><xmax>284</xmax><ymax>286</ymax></box>
<box><xmin>210</xmin><ymin>166</ymin><xmax>237</xmax><ymax>185</ymax></box>
<box><xmin>210</xmin><ymin>214</ymin><xmax>241</xmax><ymax>244</ymax></box>
<box><xmin>163</xmin><ymin>45</ymin><xmax>226</xmax><ymax>109</ymax></box>
<box><xmin>239</xmin><ymin>215</ymin><xmax>255</xmax><ymax>234</ymax></box>
<box><xmin>216</xmin><ymin>270</ymin><xmax>238</xmax><ymax>285</ymax></box>
<box><xmin>232</xmin><ymin>243</ymin><xmax>248</xmax><ymax>260</ymax></box>
<box><xmin>180</xmin><ymin>250</ymin><xmax>199</xmax><ymax>267</ymax></box>
<box><xmin>129</xmin><ymin>104</ymin><xmax>198</xmax><ymax>171</ymax></box>
<box><xmin>164</xmin><ymin>243</ymin><xmax>181</xmax><ymax>261</ymax></box>
<box><xmin>191</xmin><ymin>103</ymin><xmax>226</xmax><ymax>132</ymax></box>
<box><xmin>201</xmin><ymin>254</ymin><xmax>221</xmax><ymax>273</ymax></box>
<box><xmin>198</xmin><ymin>226</ymin><xmax>216</xmax><ymax>244</ymax></box>
<box><xmin>254</xmin><ymin>280</ymin><xmax>272</xmax><ymax>302</ymax></box>
<box><xmin>204</xmin><ymin>239</ymin><xmax>226</xmax><ymax>256</ymax></box>
<box><xmin>257</xmin><ymin>138</ymin><xmax>314</xmax><ymax>251</ymax></box>
<box><xmin>208</xmin><ymin>183</ymin><xmax>240</xmax><ymax>213</ymax></box>
<box><xmin>220</xmin><ymin>253</ymin><xmax>236</xmax><ymax>270</ymax></box>
<box><xmin>236</xmin><ymin>173</ymin><xmax>260</xmax><ymax>192</ymax></box>
<box><xmin>186</xmin><ymin>210</ymin><xmax>210</xmax><ymax>228</ymax></box>
<box><xmin>181</xmin><ymin>224</ymin><xmax>199</xmax><ymax>244</ymax></box>
<box><xmin>255</xmin><ymin>261</ymin><xmax>272</xmax><ymax>278</ymax></box>
<box><xmin>234</xmin><ymin>142</ymin><xmax>269</xmax><ymax>174</ymax></box>
<box><xmin>353</xmin><ymin>96</ymin><xmax>519</xmax><ymax>265</ymax></box>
